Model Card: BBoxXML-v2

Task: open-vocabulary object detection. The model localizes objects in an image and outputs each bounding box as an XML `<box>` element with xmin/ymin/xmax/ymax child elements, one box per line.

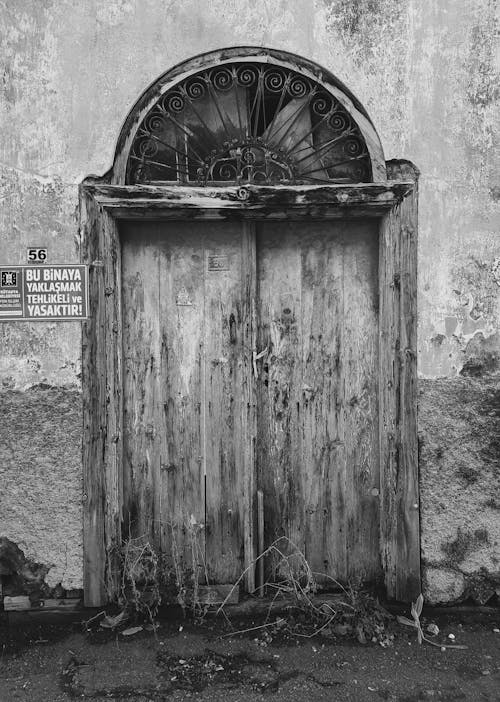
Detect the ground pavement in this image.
<box><xmin>0</xmin><ymin>606</ymin><xmax>499</xmax><ymax>701</ymax></box>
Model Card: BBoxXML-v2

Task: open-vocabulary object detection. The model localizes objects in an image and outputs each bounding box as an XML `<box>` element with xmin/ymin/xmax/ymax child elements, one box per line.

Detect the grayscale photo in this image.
<box><xmin>0</xmin><ymin>1</ymin><xmax>499</xmax><ymax>699</ymax></box>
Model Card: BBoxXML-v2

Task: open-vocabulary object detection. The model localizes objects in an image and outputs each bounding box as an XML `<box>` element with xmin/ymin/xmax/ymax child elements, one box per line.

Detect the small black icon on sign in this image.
<box><xmin>1</xmin><ymin>271</ymin><xmax>17</xmax><ymax>287</ymax></box>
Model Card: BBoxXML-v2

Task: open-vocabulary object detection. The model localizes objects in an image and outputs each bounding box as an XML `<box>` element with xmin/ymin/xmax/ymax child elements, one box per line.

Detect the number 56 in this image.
<box><xmin>27</xmin><ymin>248</ymin><xmax>47</xmax><ymax>262</ymax></box>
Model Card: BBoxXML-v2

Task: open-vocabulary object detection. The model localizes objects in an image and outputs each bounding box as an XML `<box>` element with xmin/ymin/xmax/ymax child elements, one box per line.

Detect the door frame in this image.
<box><xmin>80</xmin><ymin>164</ymin><xmax>419</xmax><ymax>606</ymax></box>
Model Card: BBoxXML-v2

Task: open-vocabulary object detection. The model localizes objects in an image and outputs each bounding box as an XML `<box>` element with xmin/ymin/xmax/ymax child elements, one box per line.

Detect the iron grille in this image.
<box><xmin>126</xmin><ymin>62</ymin><xmax>372</xmax><ymax>185</ymax></box>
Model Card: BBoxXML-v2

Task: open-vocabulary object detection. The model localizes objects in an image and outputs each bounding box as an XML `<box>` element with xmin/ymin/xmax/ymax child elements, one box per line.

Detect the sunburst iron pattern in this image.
<box><xmin>126</xmin><ymin>62</ymin><xmax>372</xmax><ymax>185</ymax></box>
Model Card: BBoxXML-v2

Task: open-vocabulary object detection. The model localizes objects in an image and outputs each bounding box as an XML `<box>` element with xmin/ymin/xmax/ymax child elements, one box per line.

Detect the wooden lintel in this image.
<box><xmin>85</xmin><ymin>182</ymin><xmax>414</xmax><ymax>220</ymax></box>
<box><xmin>96</xmin><ymin>205</ymin><xmax>395</xmax><ymax>221</ymax></box>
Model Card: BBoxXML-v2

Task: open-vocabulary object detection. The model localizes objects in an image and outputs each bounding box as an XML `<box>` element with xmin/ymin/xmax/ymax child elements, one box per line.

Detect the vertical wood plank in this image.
<box><xmin>81</xmin><ymin>184</ymin><xmax>122</xmax><ymax>606</ymax></box>
<box><xmin>379</xmin><ymin>164</ymin><xmax>420</xmax><ymax>601</ymax></box>
<box><xmin>81</xmin><ymin>185</ymin><xmax>106</xmax><ymax>607</ymax></box>
<box><xmin>103</xmin><ymin>210</ymin><xmax>123</xmax><ymax>599</ymax></box>
<box><xmin>241</xmin><ymin>222</ymin><xmax>257</xmax><ymax>592</ymax></box>
<box><xmin>121</xmin><ymin>226</ymin><xmax>161</xmax><ymax>546</ymax></box>
<box><xmin>158</xmin><ymin>225</ymin><xmax>205</xmax><ymax>577</ymax></box>
<box><xmin>342</xmin><ymin>222</ymin><xmax>380</xmax><ymax>583</ymax></box>
<box><xmin>256</xmin><ymin>224</ymin><xmax>304</xmax><ymax>575</ymax></box>
<box><xmin>203</xmin><ymin>222</ymin><xmax>253</xmax><ymax>583</ymax></box>
<box><xmin>299</xmin><ymin>224</ymin><xmax>346</xmax><ymax>583</ymax></box>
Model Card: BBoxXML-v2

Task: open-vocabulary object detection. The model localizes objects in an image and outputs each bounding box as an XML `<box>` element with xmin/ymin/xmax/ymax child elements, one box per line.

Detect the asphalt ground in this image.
<box><xmin>0</xmin><ymin>605</ymin><xmax>499</xmax><ymax>701</ymax></box>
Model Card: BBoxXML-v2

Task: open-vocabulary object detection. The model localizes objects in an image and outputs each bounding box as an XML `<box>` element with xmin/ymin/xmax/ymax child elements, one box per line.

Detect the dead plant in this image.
<box><xmin>119</xmin><ymin>536</ymin><xmax>161</xmax><ymax>626</ymax></box>
<box><xmin>397</xmin><ymin>593</ymin><xmax>468</xmax><ymax>650</ymax></box>
<box><xmin>217</xmin><ymin>536</ymin><xmax>393</xmax><ymax>645</ymax></box>
<box><xmin>168</xmin><ymin>514</ymin><xmax>210</xmax><ymax>620</ymax></box>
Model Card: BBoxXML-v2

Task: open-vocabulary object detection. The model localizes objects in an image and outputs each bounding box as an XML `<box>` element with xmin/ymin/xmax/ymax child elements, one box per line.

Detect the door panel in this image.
<box><xmin>121</xmin><ymin>221</ymin><xmax>254</xmax><ymax>583</ymax></box>
<box><xmin>256</xmin><ymin>221</ymin><xmax>380</xmax><ymax>584</ymax></box>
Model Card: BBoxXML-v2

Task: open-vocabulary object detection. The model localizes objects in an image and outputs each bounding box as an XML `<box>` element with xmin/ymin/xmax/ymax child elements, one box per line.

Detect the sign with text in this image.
<box><xmin>0</xmin><ymin>265</ymin><xmax>88</xmax><ymax>321</ymax></box>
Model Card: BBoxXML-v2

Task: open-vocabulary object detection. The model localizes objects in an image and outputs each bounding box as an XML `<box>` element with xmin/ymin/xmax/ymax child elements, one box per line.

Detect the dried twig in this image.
<box><xmin>221</xmin><ymin>621</ymin><xmax>281</xmax><ymax>638</ymax></box>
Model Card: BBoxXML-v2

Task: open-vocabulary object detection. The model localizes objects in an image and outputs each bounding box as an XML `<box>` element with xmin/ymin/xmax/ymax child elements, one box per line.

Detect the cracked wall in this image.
<box><xmin>0</xmin><ymin>0</ymin><xmax>499</xmax><ymax>602</ymax></box>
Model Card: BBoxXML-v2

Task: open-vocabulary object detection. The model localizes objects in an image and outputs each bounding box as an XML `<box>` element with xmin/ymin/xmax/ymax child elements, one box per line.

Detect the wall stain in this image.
<box><xmin>442</xmin><ymin>527</ymin><xmax>489</xmax><ymax>566</ymax></box>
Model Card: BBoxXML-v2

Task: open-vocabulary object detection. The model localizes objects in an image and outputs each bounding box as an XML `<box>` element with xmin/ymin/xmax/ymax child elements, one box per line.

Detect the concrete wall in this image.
<box><xmin>0</xmin><ymin>0</ymin><xmax>498</xmax><ymax>603</ymax></box>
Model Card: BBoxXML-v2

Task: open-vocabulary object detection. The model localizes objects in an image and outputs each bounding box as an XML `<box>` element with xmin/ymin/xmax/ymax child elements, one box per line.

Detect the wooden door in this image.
<box><xmin>121</xmin><ymin>221</ymin><xmax>255</xmax><ymax>584</ymax></box>
<box><xmin>256</xmin><ymin>221</ymin><xmax>380</xmax><ymax>586</ymax></box>
<box><xmin>121</xmin><ymin>218</ymin><xmax>380</xmax><ymax>589</ymax></box>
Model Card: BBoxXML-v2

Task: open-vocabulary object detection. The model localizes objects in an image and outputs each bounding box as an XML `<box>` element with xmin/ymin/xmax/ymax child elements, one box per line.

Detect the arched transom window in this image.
<box><xmin>126</xmin><ymin>61</ymin><xmax>372</xmax><ymax>186</ymax></box>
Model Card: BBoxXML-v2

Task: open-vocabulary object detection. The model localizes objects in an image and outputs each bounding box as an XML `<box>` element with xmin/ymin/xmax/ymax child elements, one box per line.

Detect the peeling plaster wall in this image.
<box><xmin>0</xmin><ymin>0</ymin><xmax>498</xmax><ymax>601</ymax></box>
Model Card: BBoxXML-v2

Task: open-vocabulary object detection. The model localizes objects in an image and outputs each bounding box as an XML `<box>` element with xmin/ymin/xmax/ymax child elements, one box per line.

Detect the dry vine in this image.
<box><xmin>216</xmin><ymin>537</ymin><xmax>389</xmax><ymax>643</ymax></box>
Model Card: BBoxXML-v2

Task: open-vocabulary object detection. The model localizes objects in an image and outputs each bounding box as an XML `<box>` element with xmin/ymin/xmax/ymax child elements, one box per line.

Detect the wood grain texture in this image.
<box><xmin>158</xmin><ymin>225</ymin><xmax>206</xmax><ymax>577</ymax></box>
<box><xmin>121</xmin><ymin>228</ymin><xmax>161</xmax><ymax>545</ymax></box>
<box><xmin>81</xmin><ymin>185</ymin><xmax>105</xmax><ymax>607</ymax></box>
<box><xmin>256</xmin><ymin>221</ymin><xmax>380</xmax><ymax>586</ymax></box>
<box><xmin>342</xmin><ymin>224</ymin><xmax>380</xmax><ymax>583</ymax></box>
<box><xmin>256</xmin><ymin>225</ymin><xmax>304</xmax><ymax>576</ymax></box>
<box><xmin>121</xmin><ymin>221</ymin><xmax>255</xmax><ymax>586</ymax></box>
<box><xmin>300</xmin><ymin>225</ymin><xmax>345</xmax><ymax>582</ymax></box>
<box><xmin>89</xmin><ymin>182</ymin><xmax>412</xmax><ymax>221</ymax></box>
<box><xmin>240</xmin><ymin>223</ymin><xmax>257</xmax><ymax>592</ymax></box>
<box><xmin>202</xmin><ymin>223</ymin><xmax>254</xmax><ymax>584</ymax></box>
<box><xmin>81</xmin><ymin>184</ymin><xmax>122</xmax><ymax>607</ymax></box>
<box><xmin>379</xmin><ymin>169</ymin><xmax>420</xmax><ymax>601</ymax></box>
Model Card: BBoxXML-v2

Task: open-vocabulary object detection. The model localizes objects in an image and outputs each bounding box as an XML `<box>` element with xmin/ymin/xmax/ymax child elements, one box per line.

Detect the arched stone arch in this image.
<box><xmin>111</xmin><ymin>47</ymin><xmax>386</xmax><ymax>185</ymax></box>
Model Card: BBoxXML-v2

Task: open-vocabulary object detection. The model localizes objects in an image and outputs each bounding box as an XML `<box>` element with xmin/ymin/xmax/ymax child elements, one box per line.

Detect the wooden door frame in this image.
<box><xmin>80</xmin><ymin>164</ymin><xmax>419</xmax><ymax>607</ymax></box>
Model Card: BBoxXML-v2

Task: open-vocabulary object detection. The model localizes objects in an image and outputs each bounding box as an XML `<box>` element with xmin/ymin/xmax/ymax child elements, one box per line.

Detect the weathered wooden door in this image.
<box><xmin>121</xmin><ymin>218</ymin><xmax>380</xmax><ymax>586</ymax></box>
<box><xmin>121</xmin><ymin>221</ymin><xmax>255</xmax><ymax>584</ymax></box>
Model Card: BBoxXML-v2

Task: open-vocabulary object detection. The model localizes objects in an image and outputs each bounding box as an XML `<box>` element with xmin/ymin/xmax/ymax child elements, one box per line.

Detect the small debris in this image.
<box><xmin>144</xmin><ymin>622</ymin><xmax>159</xmax><ymax>631</ymax></box>
<box><xmin>482</xmin><ymin>670</ymin><xmax>491</xmax><ymax>676</ymax></box>
<box><xmin>157</xmin><ymin>650</ymin><xmax>279</xmax><ymax>693</ymax></box>
<box><xmin>447</xmin><ymin>633</ymin><xmax>455</xmax><ymax>640</ymax></box>
<box><xmin>440</xmin><ymin>646</ymin><xmax>446</xmax><ymax>652</ymax></box>
<box><xmin>493</xmin><ymin>628</ymin><xmax>499</xmax><ymax>633</ymax></box>
<box><xmin>121</xmin><ymin>626</ymin><xmax>143</xmax><ymax>636</ymax></box>
<box><xmin>99</xmin><ymin>610</ymin><xmax>129</xmax><ymax>629</ymax></box>
<box><xmin>426</xmin><ymin>623</ymin><xmax>439</xmax><ymax>636</ymax></box>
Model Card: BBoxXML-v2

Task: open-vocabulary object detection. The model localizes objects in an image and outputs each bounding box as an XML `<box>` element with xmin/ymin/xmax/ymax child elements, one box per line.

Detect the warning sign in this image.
<box><xmin>0</xmin><ymin>265</ymin><xmax>88</xmax><ymax>321</ymax></box>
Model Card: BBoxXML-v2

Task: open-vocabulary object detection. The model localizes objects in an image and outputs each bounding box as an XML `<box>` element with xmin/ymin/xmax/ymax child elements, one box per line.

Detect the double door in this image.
<box><xmin>121</xmin><ymin>218</ymin><xmax>380</xmax><ymax>588</ymax></box>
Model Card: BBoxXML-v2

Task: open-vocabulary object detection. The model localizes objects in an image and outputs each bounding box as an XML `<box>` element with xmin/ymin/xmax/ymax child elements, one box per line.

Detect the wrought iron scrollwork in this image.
<box><xmin>126</xmin><ymin>62</ymin><xmax>372</xmax><ymax>185</ymax></box>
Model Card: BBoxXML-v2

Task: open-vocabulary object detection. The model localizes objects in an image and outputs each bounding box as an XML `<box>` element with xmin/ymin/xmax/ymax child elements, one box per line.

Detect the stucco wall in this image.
<box><xmin>0</xmin><ymin>0</ymin><xmax>498</xmax><ymax>602</ymax></box>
